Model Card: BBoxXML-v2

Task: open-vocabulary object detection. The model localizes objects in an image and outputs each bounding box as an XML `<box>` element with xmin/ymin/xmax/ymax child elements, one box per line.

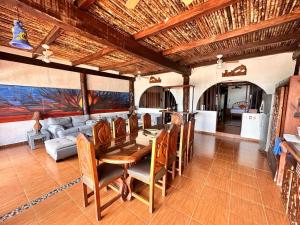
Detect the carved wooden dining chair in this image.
<box><xmin>128</xmin><ymin>114</ymin><xmax>139</xmax><ymax>134</ymax></box>
<box><xmin>112</xmin><ymin>117</ymin><xmax>127</xmax><ymax>139</ymax></box>
<box><xmin>127</xmin><ymin>129</ymin><xmax>169</xmax><ymax>213</ymax></box>
<box><xmin>167</xmin><ymin>124</ymin><xmax>179</xmax><ymax>180</ymax></box>
<box><xmin>142</xmin><ymin>113</ymin><xmax>151</xmax><ymax>129</ymax></box>
<box><xmin>76</xmin><ymin>133</ymin><xmax>124</xmax><ymax>221</ymax></box>
<box><xmin>93</xmin><ymin>120</ymin><xmax>112</xmax><ymax>151</ymax></box>
<box><xmin>187</xmin><ymin>118</ymin><xmax>195</xmax><ymax>162</ymax></box>
<box><xmin>171</xmin><ymin>112</ymin><xmax>183</xmax><ymax>126</ymax></box>
<box><xmin>176</xmin><ymin>122</ymin><xmax>188</xmax><ymax>176</ymax></box>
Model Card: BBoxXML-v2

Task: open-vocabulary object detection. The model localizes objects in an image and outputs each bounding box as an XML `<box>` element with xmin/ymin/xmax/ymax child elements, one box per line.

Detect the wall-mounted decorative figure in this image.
<box><xmin>222</xmin><ymin>65</ymin><xmax>247</xmax><ymax>77</ymax></box>
<box><xmin>149</xmin><ymin>76</ymin><xmax>161</xmax><ymax>83</ymax></box>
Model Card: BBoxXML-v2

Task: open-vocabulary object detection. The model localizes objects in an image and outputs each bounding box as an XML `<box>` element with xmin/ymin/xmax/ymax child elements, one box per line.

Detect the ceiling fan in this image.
<box><xmin>216</xmin><ymin>55</ymin><xmax>239</xmax><ymax>68</ymax></box>
<box><xmin>125</xmin><ymin>0</ymin><xmax>193</xmax><ymax>9</ymax></box>
<box><xmin>39</xmin><ymin>44</ymin><xmax>53</xmax><ymax>63</ymax></box>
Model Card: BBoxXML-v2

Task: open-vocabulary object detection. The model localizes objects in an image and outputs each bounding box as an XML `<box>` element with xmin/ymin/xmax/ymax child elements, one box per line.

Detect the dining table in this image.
<box><xmin>95</xmin><ymin>124</ymin><xmax>170</xmax><ymax>200</ymax></box>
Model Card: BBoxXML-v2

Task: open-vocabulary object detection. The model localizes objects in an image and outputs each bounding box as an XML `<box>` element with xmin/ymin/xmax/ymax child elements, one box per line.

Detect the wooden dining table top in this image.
<box><xmin>95</xmin><ymin>126</ymin><xmax>167</xmax><ymax>164</ymax></box>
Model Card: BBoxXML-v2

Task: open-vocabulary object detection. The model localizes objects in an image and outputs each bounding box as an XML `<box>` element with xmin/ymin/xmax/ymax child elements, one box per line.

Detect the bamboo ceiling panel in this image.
<box><xmin>49</xmin><ymin>31</ymin><xmax>109</xmax><ymax>62</ymax></box>
<box><xmin>143</xmin><ymin>0</ymin><xmax>300</xmax><ymax>53</ymax></box>
<box><xmin>189</xmin><ymin>39</ymin><xmax>298</xmax><ymax>66</ymax></box>
<box><xmin>88</xmin><ymin>0</ymin><xmax>207</xmax><ymax>35</ymax></box>
<box><xmin>180</xmin><ymin>20</ymin><xmax>300</xmax><ymax>64</ymax></box>
<box><xmin>0</xmin><ymin>0</ymin><xmax>299</xmax><ymax>74</ymax></box>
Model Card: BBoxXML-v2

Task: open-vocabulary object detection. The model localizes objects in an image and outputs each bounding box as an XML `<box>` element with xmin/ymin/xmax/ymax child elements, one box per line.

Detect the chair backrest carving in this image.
<box><xmin>150</xmin><ymin>129</ymin><xmax>169</xmax><ymax>180</ymax></box>
<box><xmin>142</xmin><ymin>113</ymin><xmax>151</xmax><ymax>129</ymax></box>
<box><xmin>113</xmin><ymin>117</ymin><xmax>126</xmax><ymax>139</ymax></box>
<box><xmin>77</xmin><ymin>133</ymin><xmax>98</xmax><ymax>189</ymax></box>
<box><xmin>128</xmin><ymin>114</ymin><xmax>138</xmax><ymax>134</ymax></box>
<box><xmin>171</xmin><ymin>112</ymin><xmax>183</xmax><ymax>126</ymax></box>
<box><xmin>168</xmin><ymin>124</ymin><xmax>179</xmax><ymax>161</ymax></box>
<box><xmin>93</xmin><ymin>120</ymin><xmax>112</xmax><ymax>151</ymax></box>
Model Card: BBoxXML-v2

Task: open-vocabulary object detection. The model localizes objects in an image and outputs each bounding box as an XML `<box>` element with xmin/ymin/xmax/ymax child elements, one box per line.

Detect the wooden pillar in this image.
<box><xmin>183</xmin><ymin>74</ymin><xmax>190</xmax><ymax>112</ymax></box>
<box><xmin>294</xmin><ymin>56</ymin><xmax>300</xmax><ymax>75</ymax></box>
<box><xmin>129</xmin><ymin>78</ymin><xmax>135</xmax><ymax>114</ymax></box>
<box><xmin>80</xmin><ymin>73</ymin><xmax>90</xmax><ymax>115</ymax></box>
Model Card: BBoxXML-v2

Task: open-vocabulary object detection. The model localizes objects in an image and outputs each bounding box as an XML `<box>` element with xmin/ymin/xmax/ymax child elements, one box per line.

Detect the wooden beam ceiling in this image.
<box><xmin>190</xmin><ymin>45</ymin><xmax>297</xmax><ymax>68</ymax></box>
<box><xmin>76</xmin><ymin>0</ymin><xmax>97</xmax><ymax>9</ymax></box>
<box><xmin>163</xmin><ymin>9</ymin><xmax>300</xmax><ymax>55</ymax></box>
<box><xmin>133</xmin><ymin>0</ymin><xmax>237</xmax><ymax>40</ymax></box>
<box><xmin>0</xmin><ymin>51</ymin><xmax>133</xmax><ymax>80</ymax></box>
<box><xmin>182</xmin><ymin>32</ymin><xmax>300</xmax><ymax>65</ymax></box>
<box><xmin>7</xmin><ymin>0</ymin><xmax>191</xmax><ymax>75</ymax></box>
<box><xmin>100</xmin><ymin>58</ymin><xmax>141</xmax><ymax>71</ymax></box>
<box><xmin>32</xmin><ymin>26</ymin><xmax>63</xmax><ymax>58</ymax></box>
<box><xmin>72</xmin><ymin>47</ymin><xmax>115</xmax><ymax>66</ymax></box>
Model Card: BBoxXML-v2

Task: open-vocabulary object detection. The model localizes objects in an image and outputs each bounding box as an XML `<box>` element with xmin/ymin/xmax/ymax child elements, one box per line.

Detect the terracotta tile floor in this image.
<box><xmin>0</xmin><ymin>133</ymin><xmax>290</xmax><ymax>225</ymax></box>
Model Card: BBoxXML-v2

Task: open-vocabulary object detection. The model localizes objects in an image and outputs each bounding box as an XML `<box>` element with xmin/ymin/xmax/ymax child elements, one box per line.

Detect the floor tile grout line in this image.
<box><xmin>0</xmin><ymin>177</ymin><xmax>81</xmax><ymax>222</ymax></box>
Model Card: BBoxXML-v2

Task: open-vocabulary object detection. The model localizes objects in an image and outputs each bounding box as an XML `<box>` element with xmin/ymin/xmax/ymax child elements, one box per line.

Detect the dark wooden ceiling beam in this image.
<box><xmin>0</xmin><ymin>51</ymin><xmax>133</xmax><ymax>80</ymax></box>
<box><xmin>182</xmin><ymin>32</ymin><xmax>300</xmax><ymax>65</ymax></box>
<box><xmin>76</xmin><ymin>0</ymin><xmax>97</xmax><ymax>9</ymax></box>
<box><xmin>133</xmin><ymin>0</ymin><xmax>237</xmax><ymax>40</ymax></box>
<box><xmin>72</xmin><ymin>47</ymin><xmax>115</xmax><ymax>66</ymax></box>
<box><xmin>32</xmin><ymin>26</ymin><xmax>63</xmax><ymax>58</ymax></box>
<box><xmin>163</xmin><ymin>9</ymin><xmax>300</xmax><ymax>55</ymax></box>
<box><xmin>100</xmin><ymin>58</ymin><xmax>141</xmax><ymax>71</ymax></box>
<box><xmin>7</xmin><ymin>0</ymin><xmax>190</xmax><ymax>75</ymax></box>
<box><xmin>189</xmin><ymin>45</ymin><xmax>297</xmax><ymax>68</ymax></box>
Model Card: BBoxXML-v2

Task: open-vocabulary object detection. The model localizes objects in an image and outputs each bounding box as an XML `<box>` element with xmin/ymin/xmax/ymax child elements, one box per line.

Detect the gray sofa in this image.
<box><xmin>42</xmin><ymin>115</ymin><xmax>96</xmax><ymax>138</ymax></box>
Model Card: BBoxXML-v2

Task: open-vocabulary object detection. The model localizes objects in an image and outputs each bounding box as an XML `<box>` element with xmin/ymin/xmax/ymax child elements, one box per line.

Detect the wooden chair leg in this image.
<box><xmin>172</xmin><ymin>161</ymin><xmax>176</xmax><ymax>180</ymax></box>
<box><xmin>82</xmin><ymin>183</ymin><xmax>88</xmax><ymax>207</ymax></box>
<box><xmin>149</xmin><ymin>182</ymin><xmax>154</xmax><ymax>213</ymax></box>
<box><xmin>162</xmin><ymin>174</ymin><xmax>166</xmax><ymax>197</ymax></box>
<box><xmin>94</xmin><ymin>188</ymin><xmax>101</xmax><ymax>221</ymax></box>
<box><xmin>179</xmin><ymin>156</ymin><xmax>182</xmax><ymax>176</ymax></box>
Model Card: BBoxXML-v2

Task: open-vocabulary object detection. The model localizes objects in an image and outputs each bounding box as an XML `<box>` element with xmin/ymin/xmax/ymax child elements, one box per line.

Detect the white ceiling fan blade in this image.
<box><xmin>125</xmin><ymin>0</ymin><xmax>140</xmax><ymax>9</ymax></box>
<box><xmin>181</xmin><ymin>0</ymin><xmax>193</xmax><ymax>6</ymax></box>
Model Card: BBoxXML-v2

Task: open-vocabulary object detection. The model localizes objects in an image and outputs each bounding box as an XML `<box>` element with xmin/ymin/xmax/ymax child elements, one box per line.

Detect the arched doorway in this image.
<box><xmin>139</xmin><ymin>86</ymin><xmax>177</xmax><ymax>110</ymax></box>
<box><xmin>197</xmin><ymin>81</ymin><xmax>270</xmax><ymax>135</ymax></box>
<box><xmin>139</xmin><ymin>86</ymin><xmax>177</xmax><ymax>123</ymax></box>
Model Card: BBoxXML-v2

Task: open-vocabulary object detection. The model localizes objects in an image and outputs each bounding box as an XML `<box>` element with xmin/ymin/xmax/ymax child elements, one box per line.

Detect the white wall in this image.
<box><xmin>195</xmin><ymin>111</ymin><xmax>217</xmax><ymax>133</ymax></box>
<box><xmin>227</xmin><ymin>85</ymin><xmax>247</xmax><ymax>108</ymax></box>
<box><xmin>191</xmin><ymin>53</ymin><xmax>295</xmax><ymax>111</ymax></box>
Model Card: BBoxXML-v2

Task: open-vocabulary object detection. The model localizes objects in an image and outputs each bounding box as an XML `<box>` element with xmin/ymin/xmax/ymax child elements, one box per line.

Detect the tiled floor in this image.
<box><xmin>0</xmin><ymin>133</ymin><xmax>290</xmax><ymax>225</ymax></box>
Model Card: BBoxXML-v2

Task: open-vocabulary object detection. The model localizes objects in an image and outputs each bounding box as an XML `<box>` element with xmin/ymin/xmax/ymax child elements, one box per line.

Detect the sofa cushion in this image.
<box><xmin>57</xmin><ymin>127</ymin><xmax>80</xmax><ymax>138</ymax></box>
<box><xmin>71</xmin><ymin>115</ymin><xmax>89</xmax><ymax>127</ymax></box>
<box><xmin>48</xmin><ymin>117</ymin><xmax>72</xmax><ymax>129</ymax></box>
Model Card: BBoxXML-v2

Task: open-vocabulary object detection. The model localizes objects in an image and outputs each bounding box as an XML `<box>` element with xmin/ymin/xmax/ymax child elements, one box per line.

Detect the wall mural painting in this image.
<box><xmin>0</xmin><ymin>84</ymin><xmax>129</xmax><ymax>122</ymax></box>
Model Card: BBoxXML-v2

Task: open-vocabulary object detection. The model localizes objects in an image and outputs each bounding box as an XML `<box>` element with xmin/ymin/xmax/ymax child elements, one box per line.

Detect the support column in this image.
<box><xmin>183</xmin><ymin>74</ymin><xmax>190</xmax><ymax>113</ymax></box>
<box><xmin>294</xmin><ymin>56</ymin><xmax>300</xmax><ymax>75</ymax></box>
<box><xmin>129</xmin><ymin>78</ymin><xmax>135</xmax><ymax>115</ymax></box>
<box><xmin>80</xmin><ymin>73</ymin><xmax>90</xmax><ymax>115</ymax></box>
